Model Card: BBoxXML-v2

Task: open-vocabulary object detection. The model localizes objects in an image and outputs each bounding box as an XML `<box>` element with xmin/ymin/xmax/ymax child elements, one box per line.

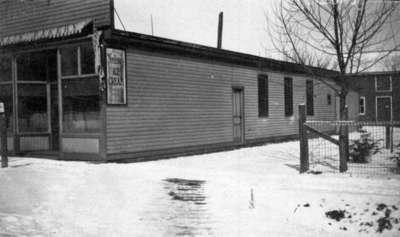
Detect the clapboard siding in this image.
<box><xmin>0</xmin><ymin>0</ymin><xmax>111</xmax><ymax>37</ymax></box>
<box><xmin>106</xmin><ymin>49</ymin><xmax>337</xmax><ymax>154</ymax></box>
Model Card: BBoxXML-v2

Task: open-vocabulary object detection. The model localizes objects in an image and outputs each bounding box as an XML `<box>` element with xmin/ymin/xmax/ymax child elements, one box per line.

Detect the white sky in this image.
<box><xmin>114</xmin><ymin>0</ymin><xmax>278</xmax><ymax>58</ymax></box>
<box><xmin>114</xmin><ymin>0</ymin><xmax>400</xmax><ymax>70</ymax></box>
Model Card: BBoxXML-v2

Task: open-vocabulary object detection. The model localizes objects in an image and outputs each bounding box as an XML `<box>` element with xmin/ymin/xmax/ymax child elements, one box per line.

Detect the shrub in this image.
<box><xmin>349</xmin><ymin>129</ymin><xmax>380</xmax><ymax>163</ymax></box>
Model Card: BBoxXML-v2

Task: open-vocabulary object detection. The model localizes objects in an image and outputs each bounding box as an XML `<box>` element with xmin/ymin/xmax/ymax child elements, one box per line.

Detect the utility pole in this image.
<box><xmin>217</xmin><ymin>12</ymin><xmax>223</xmax><ymax>49</ymax></box>
<box><xmin>151</xmin><ymin>14</ymin><xmax>154</xmax><ymax>36</ymax></box>
<box><xmin>0</xmin><ymin>102</ymin><xmax>8</xmax><ymax>168</ymax></box>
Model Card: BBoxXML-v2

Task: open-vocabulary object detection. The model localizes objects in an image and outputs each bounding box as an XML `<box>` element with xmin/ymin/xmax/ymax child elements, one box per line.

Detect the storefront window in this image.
<box><xmin>18</xmin><ymin>84</ymin><xmax>48</xmax><ymax>132</ymax></box>
<box><xmin>0</xmin><ymin>85</ymin><xmax>13</xmax><ymax>132</ymax></box>
<box><xmin>17</xmin><ymin>52</ymin><xmax>48</xmax><ymax>81</ymax></box>
<box><xmin>80</xmin><ymin>43</ymin><xmax>95</xmax><ymax>74</ymax></box>
<box><xmin>62</xmin><ymin>77</ymin><xmax>100</xmax><ymax>133</ymax></box>
<box><xmin>0</xmin><ymin>56</ymin><xmax>12</xmax><ymax>82</ymax></box>
<box><xmin>61</xmin><ymin>46</ymin><xmax>78</xmax><ymax>76</ymax></box>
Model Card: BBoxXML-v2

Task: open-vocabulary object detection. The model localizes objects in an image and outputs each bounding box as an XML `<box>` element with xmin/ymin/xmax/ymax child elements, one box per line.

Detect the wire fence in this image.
<box><xmin>305</xmin><ymin>121</ymin><xmax>400</xmax><ymax>176</ymax></box>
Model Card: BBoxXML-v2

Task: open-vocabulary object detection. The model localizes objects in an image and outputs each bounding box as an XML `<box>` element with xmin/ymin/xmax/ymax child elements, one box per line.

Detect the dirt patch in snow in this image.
<box><xmin>324</xmin><ymin>202</ymin><xmax>400</xmax><ymax>233</ymax></box>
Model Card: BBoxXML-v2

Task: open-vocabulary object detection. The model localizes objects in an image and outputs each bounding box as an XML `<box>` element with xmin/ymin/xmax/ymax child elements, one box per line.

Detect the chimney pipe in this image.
<box><xmin>217</xmin><ymin>12</ymin><xmax>223</xmax><ymax>49</ymax></box>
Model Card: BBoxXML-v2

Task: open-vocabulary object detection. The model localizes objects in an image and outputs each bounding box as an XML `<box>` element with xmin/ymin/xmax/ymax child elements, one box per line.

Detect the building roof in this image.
<box><xmin>106</xmin><ymin>29</ymin><xmax>340</xmax><ymax>79</ymax></box>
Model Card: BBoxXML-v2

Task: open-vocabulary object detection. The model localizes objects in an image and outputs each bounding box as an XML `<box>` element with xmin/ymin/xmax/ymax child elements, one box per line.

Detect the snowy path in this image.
<box><xmin>0</xmin><ymin>141</ymin><xmax>399</xmax><ymax>236</ymax></box>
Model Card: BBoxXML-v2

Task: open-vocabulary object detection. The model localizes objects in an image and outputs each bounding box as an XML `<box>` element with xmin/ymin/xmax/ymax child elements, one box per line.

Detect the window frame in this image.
<box><xmin>284</xmin><ymin>77</ymin><xmax>293</xmax><ymax>117</ymax></box>
<box><xmin>375</xmin><ymin>75</ymin><xmax>392</xmax><ymax>92</ymax></box>
<box><xmin>359</xmin><ymin>96</ymin><xmax>366</xmax><ymax>115</ymax></box>
<box><xmin>327</xmin><ymin>94</ymin><xmax>332</xmax><ymax>105</ymax></box>
<box><xmin>59</xmin><ymin>43</ymin><xmax>100</xmax><ymax>134</ymax></box>
<box><xmin>258</xmin><ymin>74</ymin><xmax>269</xmax><ymax>117</ymax></box>
<box><xmin>306</xmin><ymin>80</ymin><xmax>314</xmax><ymax>116</ymax></box>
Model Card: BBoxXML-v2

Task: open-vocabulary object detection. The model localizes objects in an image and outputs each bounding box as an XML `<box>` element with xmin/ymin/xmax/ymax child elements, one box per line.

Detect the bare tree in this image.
<box><xmin>380</xmin><ymin>53</ymin><xmax>400</xmax><ymax>71</ymax></box>
<box><xmin>267</xmin><ymin>0</ymin><xmax>400</xmax><ymax>119</ymax></box>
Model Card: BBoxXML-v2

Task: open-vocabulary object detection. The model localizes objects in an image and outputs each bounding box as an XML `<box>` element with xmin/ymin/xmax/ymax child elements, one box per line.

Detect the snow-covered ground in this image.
<box><xmin>0</xmin><ymin>140</ymin><xmax>400</xmax><ymax>236</ymax></box>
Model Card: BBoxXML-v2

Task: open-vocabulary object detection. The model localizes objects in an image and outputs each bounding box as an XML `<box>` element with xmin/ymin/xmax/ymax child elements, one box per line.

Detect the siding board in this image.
<box><xmin>106</xmin><ymin>49</ymin><xmax>337</xmax><ymax>155</ymax></box>
<box><xmin>0</xmin><ymin>0</ymin><xmax>111</xmax><ymax>37</ymax></box>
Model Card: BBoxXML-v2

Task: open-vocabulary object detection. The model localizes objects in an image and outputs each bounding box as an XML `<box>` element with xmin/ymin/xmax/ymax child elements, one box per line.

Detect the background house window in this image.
<box><xmin>306</xmin><ymin>80</ymin><xmax>314</xmax><ymax>116</ymax></box>
<box><xmin>375</xmin><ymin>75</ymin><xmax>391</xmax><ymax>91</ymax></box>
<box><xmin>359</xmin><ymin>96</ymin><xmax>366</xmax><ymax>115</ymax></box>
<box><xmin>258</xmin><ymin>74</ymin><xmax>269</xmax><ymax>117</ymax></box>
<box><xmin>327</xmin><ymin>94</ymin><xmax>332</xmax><ymax>105</ymax></box>
<box><xmin>284</xmin><ymin>77</ymin><xmax>293</xmax><ymax>116</ymax></box>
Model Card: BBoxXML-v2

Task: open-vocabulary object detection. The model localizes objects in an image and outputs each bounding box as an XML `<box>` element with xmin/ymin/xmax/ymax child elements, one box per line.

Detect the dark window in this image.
<box><xmin>0</xmin><ymin>85</ymin><xmax>13</xmax><ymax>132</ymax></box>
<box><xmin>17</xmin><ymin>84</ymin><xmax>48</xmax><ymax>132</ymax></box>
<box><xmin>62</xmin><ymin>77</ymin><xmax>100</xmax><ymax>133</ymax></box>
<box><xmin>80</xmin><ymin>43</ymin><xmax>95</xmax><ymax>74</ymax></box>
<box><xmin>327</xmin><ymin>94</ymin><xmax>332</xmax><ymax>105</ymax></box>
<box><xmin>258</xmin><ymin>74</ymin><xmax>268</xmax><ymax>117</ymax></box>
<box><xmin>17</xmin><ymin>52</ymin><xmax>47</xmax><ymax>81</ymax></box>
<box><xmin>17</xmin><ymin>51</ymin><xmax>57</xmax><ymax>82</ymax></box>
<box><xmin>61</xmin><ymin>46</ymin><xmax>78</xmax><ymax>76</ymax></box>
<box><xmin>0</xmin><ymin>56</ymin><xmax>12</xmax><ymax>82</ymax></box>
<box><xmin>376</xmin><ymin>75</ymin><xmax>391</xmax><ymax>91</ymax></box>
<box><xmin>284</xmin><ymin>77</ymin><xmax>293</xmax><ymax>116</ymax></box>
<box><xmin>359</xmin><ymin>96</ymin><xmax>366</xmax><ymax>115</ymax></box>
<box><xmin>306</xmin><ymin>80</ymin><xmax>314</xmax><ymax>116</ymax></box>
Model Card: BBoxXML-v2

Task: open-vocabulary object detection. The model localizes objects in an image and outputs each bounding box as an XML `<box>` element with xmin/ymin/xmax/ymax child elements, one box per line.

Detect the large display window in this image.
<box><xmin>61</xmin><ymin>44</ymin><xmax>99</xmax><ymax>133</ymax></box>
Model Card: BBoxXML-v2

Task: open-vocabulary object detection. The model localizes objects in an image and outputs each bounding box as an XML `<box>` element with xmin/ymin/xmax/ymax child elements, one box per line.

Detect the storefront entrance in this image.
<box><xmin>16</xmin><ymin>49</ymin><xmax>59</xmax><ymax>152</ymax></box>
<box><xmin>1</xmin><ymin>41</ymin><xmax>101</xmax><ymax>157</ymax></box>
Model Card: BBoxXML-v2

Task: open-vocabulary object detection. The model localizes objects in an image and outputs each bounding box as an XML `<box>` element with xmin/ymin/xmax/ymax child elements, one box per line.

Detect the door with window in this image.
<box><xmin>376</xmin><ymin>97</ymin><xmax>391</xmax><ymax>121</ymax></box>
<box><xmin>232</xmin><ymin>88</ymin><xmax>244</xmax><ymax>143</ymax></box>
<box><xmin>16</xmin><ymin>50</ymin><xmax>58</xmax><ymax>152</ymax></box>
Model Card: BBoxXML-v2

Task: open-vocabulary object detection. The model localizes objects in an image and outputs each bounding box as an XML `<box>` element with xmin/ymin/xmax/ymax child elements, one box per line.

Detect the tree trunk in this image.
<box><xmin>338</xmin><ymin>87</ymin><xmax>349</xmax><ymax>172</ymax></box>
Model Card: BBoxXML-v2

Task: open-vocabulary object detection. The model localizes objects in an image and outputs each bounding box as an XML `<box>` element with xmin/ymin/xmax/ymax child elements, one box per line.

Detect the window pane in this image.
<box><xmin>327</xmin><ymin>94</ymin><xmax>332</xmax><ymax>105</ymax></box>
<box><xmin>17</xmin><ymin>51</ymin><xmax>48</xmax><ymax>81</ymax></box>
<box><xmin>306</xmin><ymin>80</ymin><xmax>314</xmax><ymax>116</ymax></box>
<box><xmin>258</xmin><ymin>74</ymin><xmax>268</xmax><ymax>117</ymax></box>
<box><xmin>359</xmin><ymin>97</ymin><xmax>365</xmax><ymax>114</ymax></box>
<box><xmin>18</xmin><ymin>84</ymin><xmax>48</xmax><ymax>132</ymax></box>
<box><xmin>0</xmin><ymin>85</ymin><xmax>13</xmax><ymax>132</ymax></box>
<box><xmin>284</xmin><ymin>77</ymin><xmax>293</xmax><ymax>116</ymax></box>
<box><xmin>62</xmin><ymin>77</ymin><xmax>100</xmax><ymax>133</ymax></box>
<box><xmin>0</xmin><ymin>56</ymin><xmax>12</xmax><ymax>82</ymax></box>
<box><xmin>61</xmin><ymin>47</ymin><xmax>78</xmax><ymax>76</ymax></box>
<box><xmin>376</xmin><ymin>76</ymin><xmax>391</xmax><ymax>91</ymax></box>
<box><xmin>81</xmin><ymin>44</ymin><xmax>95</xmax><ymax>74</ymax></box>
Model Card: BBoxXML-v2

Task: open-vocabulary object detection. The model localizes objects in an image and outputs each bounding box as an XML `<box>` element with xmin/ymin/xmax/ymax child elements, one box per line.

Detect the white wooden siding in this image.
<box><xmin>106</xmin><ymin>49</ymin><xmax>337</xmax><ymax>154</ymax></box>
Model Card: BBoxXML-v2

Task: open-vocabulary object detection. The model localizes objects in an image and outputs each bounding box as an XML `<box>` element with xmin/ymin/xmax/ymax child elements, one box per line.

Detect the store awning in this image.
<box><xmin>0</xmin><ymin>19</ymin><xmax>92</xmax><ymax>47</ymax></box>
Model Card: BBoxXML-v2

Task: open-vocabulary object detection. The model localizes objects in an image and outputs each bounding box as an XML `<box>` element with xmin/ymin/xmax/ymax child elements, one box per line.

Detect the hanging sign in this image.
<box><xmin>106</xmin><ymin>48</ymin><xmax>126</xmax><ymax>105</ymax></box>
<box><xmin>0</xmin><ymin>102</ymin><xmax>4</xmax><ymax>113</ymax></box>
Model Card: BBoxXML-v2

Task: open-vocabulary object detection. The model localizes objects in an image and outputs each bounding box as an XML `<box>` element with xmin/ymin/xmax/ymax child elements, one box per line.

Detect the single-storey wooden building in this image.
<box><xmin>0</xmin><ymin>0</ymin><xmax>354</xmax><ymax>161</ymax></box>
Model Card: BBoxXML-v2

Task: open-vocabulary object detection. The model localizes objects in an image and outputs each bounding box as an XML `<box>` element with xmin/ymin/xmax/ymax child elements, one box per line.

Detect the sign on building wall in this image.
<box><xmin>106</xmin><ymin>48</ymin><xmax>127</xmax><ymax>105</ymax></box>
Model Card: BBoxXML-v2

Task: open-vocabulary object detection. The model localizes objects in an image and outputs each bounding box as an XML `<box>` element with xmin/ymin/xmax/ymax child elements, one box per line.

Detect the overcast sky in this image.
<box><xmin>114</xmin><ymin>0</ymin><xmax>400</xmax><ymax>70</ymax></box>
<box><xmin>114</xmin><ymin>0</ymin><xmax>278</xmax><ymax>58</ymax></box>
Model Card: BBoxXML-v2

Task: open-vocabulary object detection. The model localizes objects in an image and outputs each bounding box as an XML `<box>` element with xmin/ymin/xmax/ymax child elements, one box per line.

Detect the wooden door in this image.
<box><xmin>232</xmin><ymin>88</ymin><xmax>244</xmax><ymax>142</ymax></box>
<box><xmin>376</xmin><ymin>97</ymin><xmax>391</xmax><ymax>121</ymax></box>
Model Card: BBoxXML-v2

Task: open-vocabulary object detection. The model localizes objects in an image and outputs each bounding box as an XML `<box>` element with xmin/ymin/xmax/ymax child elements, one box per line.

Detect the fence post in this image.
<box><xmin>385</xmin><ymin>125</ymin><xmax>391</xmax><ymax>150</ymax></box>
<box><xmin>390</xmin><ymin>123</ymin><xmax>394</xmax><ymax>153</ymax></box>
<box><xmin>339</xmin><ymin>107</ymin><xmax>348</xmax><ymax>172</ymax></box>
<box><xmin>0</xmin><ymin>102</ymin><xmax>8</xmax><ymax>168</ymax></box>
<box><xmin>298</xmin><ymin>104</ymin><xmax>309</xmax><ymax>173</ymax></box>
